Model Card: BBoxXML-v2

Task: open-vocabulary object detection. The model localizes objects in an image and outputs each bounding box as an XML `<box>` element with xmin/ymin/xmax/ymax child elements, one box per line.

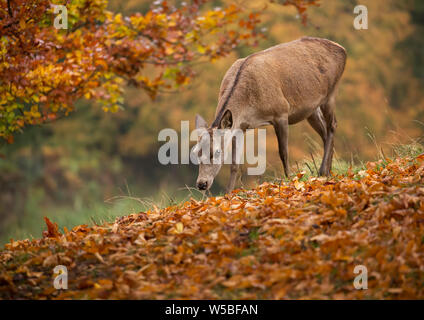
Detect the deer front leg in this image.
<box><xmin>273</xmin><ymin>116</ymin><xmax>290</xmax><ymax>178</ymax></box>
<box><xmin>226</xmin><ymin>137</ymin><xmax>239</xmax><ymax>193</ymax></box>
<box><xmin>320</xmin><ymin>100</ymin><xmax>337</xmax><ymax>176</ymax></box>
<box><xmin>226</xmin><ymin>163</ymin><xmax>238</xmax><ymax>193</ymax></box>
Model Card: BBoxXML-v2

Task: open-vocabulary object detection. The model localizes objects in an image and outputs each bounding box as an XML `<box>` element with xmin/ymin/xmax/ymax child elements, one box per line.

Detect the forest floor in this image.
<box><xmin>1</xmin><ymin>153</ymin><xmax>424</xmax><ymax>299</ymax></box>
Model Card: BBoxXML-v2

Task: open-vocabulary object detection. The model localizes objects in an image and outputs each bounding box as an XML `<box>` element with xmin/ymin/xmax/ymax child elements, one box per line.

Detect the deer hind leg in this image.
<box><xmin>307</xmin><ymin>107</ymin><xmax>328</xmax><ymax>175</ymax></box>
<box><xmin>320</xmin><ymin>98</ymin><xmax>337</xmax><ymax>176</ymax></box>
<box><xmin>307</xmin><ymin>107</ymin><xmax>328</xmax><ymax>148</ymax></box>
<box><xmin>273</xmin><ymin>115</ymin><xmax>290</xmax><ymax>178</ymax></box>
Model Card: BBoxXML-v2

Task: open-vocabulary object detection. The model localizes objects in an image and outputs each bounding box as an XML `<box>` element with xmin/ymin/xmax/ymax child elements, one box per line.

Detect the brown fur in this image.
<box><xmin>214</xmin><ymin>37</ymin><xmax>346</xmax><ymax>128</ymax></box>
<box><xmin>195</xmin><ymin>37</ymin><xmax>347</xmax><ymax>192</ymax></box>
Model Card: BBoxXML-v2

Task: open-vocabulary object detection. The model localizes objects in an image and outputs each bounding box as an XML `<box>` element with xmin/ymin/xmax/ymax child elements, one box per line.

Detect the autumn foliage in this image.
<box><xmin>1</xmin><ymin>154</ymin><xmax>423</xmax><ymax>299</ymax></box>
<box><xmin>0</xmin><ymin>0</ymin><xmax>319</xmax><ymax>143</ymax></box>
<box><xmin>0</xmin><ymin>0</ymin><xmax>258</xmax><ymax>142</ymax></box>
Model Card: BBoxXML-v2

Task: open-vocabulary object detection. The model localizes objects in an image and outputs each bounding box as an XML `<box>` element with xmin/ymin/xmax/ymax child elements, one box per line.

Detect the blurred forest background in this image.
<box><xmin>0</xmin><ymin>0</ymin><xmax>423</xmax><ymax>243</ymax></box>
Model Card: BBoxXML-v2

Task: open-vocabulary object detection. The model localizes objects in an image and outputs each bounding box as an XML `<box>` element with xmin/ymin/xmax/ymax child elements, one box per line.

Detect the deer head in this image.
<box><xmin>192</xmin><ymin>111</ymin><xmax>233</xmax><ymax>190</ymax></box>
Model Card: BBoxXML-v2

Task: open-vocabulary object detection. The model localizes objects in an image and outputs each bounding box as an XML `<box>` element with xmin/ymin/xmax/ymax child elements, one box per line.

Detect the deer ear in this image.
<box><xmin>219</xmin><ymin>109</ymin><xmax>233</xmax><ymax>129</ymax></box>
<box><xmin>195</xmin><ymin>114</ymin><xmax>207</xmax><ymax>129</ymax></box>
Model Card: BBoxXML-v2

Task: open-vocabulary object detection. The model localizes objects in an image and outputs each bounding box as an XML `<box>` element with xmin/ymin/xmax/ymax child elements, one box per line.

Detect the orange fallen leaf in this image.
<box><xmin>43</xmin><ymin>217</ymin><xmax>61</xmax><ymax>238</ymax></box>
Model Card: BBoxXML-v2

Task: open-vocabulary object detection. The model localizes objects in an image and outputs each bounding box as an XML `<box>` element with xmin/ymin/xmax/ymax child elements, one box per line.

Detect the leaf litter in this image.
<box><xmin>0</xmin><ymin>155</ymin><xmax>423</xmax><ymax>299</ymax></box>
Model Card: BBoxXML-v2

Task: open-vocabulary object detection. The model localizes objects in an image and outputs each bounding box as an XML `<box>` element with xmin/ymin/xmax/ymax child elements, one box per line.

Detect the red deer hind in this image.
<box><xmin>193</xmin><ymin>37</ymin><xmax>347</xmax><ymax>192</ymax></box>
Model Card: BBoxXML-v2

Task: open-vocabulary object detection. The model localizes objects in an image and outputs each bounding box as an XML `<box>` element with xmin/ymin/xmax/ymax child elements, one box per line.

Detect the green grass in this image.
<box><xmin>0</xmin><ymin>185</ymin><xmax>206</xmax><ymax>246</ymax></box>
<box><xmin>265</xmin><ymin>137</ymin><xmax>424</xmax><ymax>184</ymax></box>
<box><xmin>1</xmin><ymin>197</ymin><xmax>138</xmax><ymax>245</ymax></box>
<box><xmin>392</xmin><ymin>141</ymin><xmax>424</xmax><ymax>158</ymax></box>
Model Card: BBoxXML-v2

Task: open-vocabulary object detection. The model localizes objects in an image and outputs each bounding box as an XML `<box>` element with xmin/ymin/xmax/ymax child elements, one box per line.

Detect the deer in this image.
<box><xmin>193</xmin><ymin>37</ymin><xmax>347</xmax><ymax>193</ymax></box>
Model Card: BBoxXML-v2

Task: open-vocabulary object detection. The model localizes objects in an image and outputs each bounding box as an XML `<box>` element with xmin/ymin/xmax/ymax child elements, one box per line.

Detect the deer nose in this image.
<box><xmin>197</xmin><ymin>181</ymin><xmax>208</xmax><ymax>190</ymax></box>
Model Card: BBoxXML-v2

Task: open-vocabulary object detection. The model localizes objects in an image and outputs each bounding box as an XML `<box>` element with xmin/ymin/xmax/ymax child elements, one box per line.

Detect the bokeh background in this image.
<box><xmin>1</xmin><ymin>0</ymin><xmax>423</xmax><ymax>243</ymax></box>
